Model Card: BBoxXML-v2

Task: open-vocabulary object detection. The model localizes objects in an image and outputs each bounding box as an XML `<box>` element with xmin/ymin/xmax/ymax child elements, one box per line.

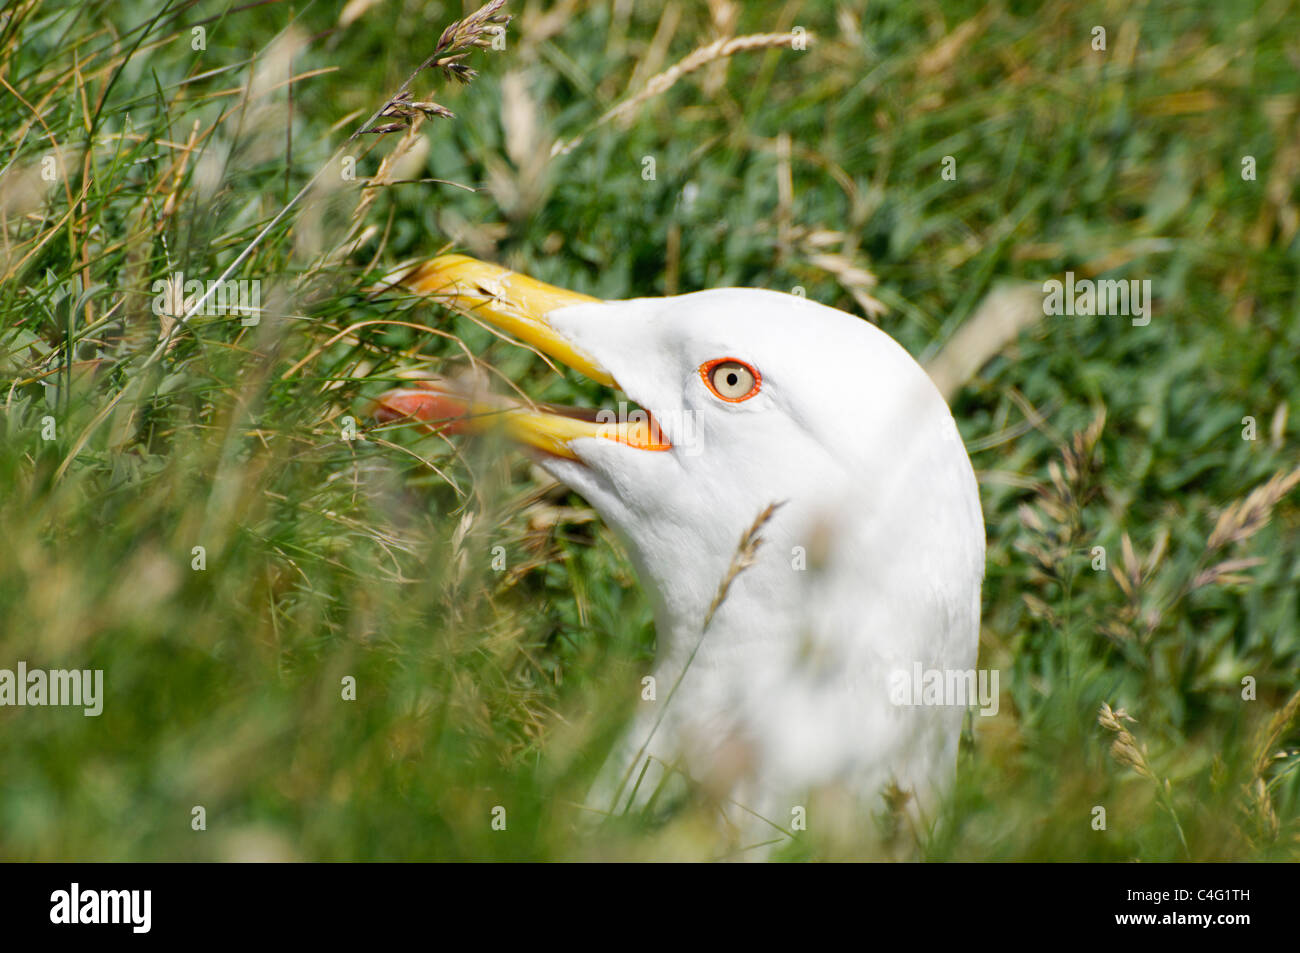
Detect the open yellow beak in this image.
<box><xmin>400</xmin><ymin>255</ymin><xmax>616</xmax><ymax>387</ymax></box>
<box><xmin>371</xmin><ymin>255</ymin><xmax>670</xmax><ymax>459</ymax></box>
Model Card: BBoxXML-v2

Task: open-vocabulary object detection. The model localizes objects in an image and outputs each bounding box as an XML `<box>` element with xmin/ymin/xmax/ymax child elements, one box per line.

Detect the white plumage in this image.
<box><xmin>375</xmin><ymin>257</ymin><xmax>985</xmax><ymax>848</ymax></box>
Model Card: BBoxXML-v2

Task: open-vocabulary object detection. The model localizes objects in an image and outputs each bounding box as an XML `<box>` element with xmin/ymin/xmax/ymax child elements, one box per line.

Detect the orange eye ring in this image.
<box><xmin>699</xmin><ymin>357</ymin><xmax>761</xmax><ymax>402</ymax></box>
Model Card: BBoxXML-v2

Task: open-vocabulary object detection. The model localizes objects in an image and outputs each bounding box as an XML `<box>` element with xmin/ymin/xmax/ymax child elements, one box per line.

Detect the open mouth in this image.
<box><xmin>369</xmin><ymin>255</ymin><xmax>671</xmax><ymax>460</ymax></box>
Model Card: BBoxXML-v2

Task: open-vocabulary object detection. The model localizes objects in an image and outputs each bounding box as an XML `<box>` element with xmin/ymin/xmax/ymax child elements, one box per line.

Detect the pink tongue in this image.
<box><xmin>370</xmin><ymin>386</ymin><xmax>474</xmax><ymax>435</ymax></box>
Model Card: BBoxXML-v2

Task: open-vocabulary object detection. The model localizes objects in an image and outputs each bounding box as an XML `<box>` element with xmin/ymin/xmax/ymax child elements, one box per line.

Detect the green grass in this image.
<box><xmin>1</xmin><ymin>0</ymin><xmax>1297</xmax><ymax>860</ymax></box>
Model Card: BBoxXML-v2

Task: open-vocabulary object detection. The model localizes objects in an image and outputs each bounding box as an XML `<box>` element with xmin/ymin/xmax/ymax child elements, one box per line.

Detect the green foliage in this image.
<box><xmin>0</xmin><ymin>0</ymin><xmax>1297</xmax><ymax>860</ymax></box>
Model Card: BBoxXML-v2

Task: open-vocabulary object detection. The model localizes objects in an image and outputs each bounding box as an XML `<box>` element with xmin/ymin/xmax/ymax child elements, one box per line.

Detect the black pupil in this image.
<box><xmin>726</xmin><ymin>372</ymin><xmax>738</xmax><ymax>387</ymax></box>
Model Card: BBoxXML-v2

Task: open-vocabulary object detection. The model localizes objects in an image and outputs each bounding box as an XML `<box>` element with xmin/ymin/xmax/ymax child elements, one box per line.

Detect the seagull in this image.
<box><xmin>372</xmin><ymin>255</ymin><xmax>985</xmax><ymax>850</ymax></box>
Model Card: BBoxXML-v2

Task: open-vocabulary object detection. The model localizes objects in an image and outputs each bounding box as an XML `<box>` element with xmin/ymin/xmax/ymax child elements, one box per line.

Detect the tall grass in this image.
<box><xmin>1</xmin><ymin>0</ymin><xmax>1297</xmax><ymax>860</ymax></box>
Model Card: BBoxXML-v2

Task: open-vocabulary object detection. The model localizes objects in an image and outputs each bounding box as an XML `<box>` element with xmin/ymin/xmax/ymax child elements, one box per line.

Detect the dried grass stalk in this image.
<box><xmin>362</xmin><ymin>0</ymin><xmax>511</xmax><ymax>135</ymax></box>
<box><xmin>1098</xmin><ymin>702</ymin><xmax>1157</xmax><ymax>783</ymax></box>
<box><xmin>615</xmin><ymin>500</ymin><xmax>784</xmax><ymax>812</ymax></box>
<box><xmin>1205</xmin><ymin>464</ymin><xmax>1300</xmax><ymax>552</ymax></box>
<box><xmin>553</xmin><ymin>32</ymin><xmax>811</xmax><ymax>156</ymax></box>
<box><xmin>1251</xmin><ymin>687</ymin><xmax>1300</xmax><ymax>781</ymax></box>
<box><xmin>704</xmin><ymin>501</ymin><xmax>784</xmax><ymax>631</ymax></box>
<box><xmin>1098</xmin><ymin>702</ymin><xmax>1190</xmax><ymax>854</ymax></box>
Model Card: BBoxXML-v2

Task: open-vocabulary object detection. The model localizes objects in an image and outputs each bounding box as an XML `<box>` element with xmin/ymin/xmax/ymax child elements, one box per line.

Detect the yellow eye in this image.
<box><xmin>701</xmin><ymin>358</ymin><xmax>760</xmax><ymax>402</ymax></box>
